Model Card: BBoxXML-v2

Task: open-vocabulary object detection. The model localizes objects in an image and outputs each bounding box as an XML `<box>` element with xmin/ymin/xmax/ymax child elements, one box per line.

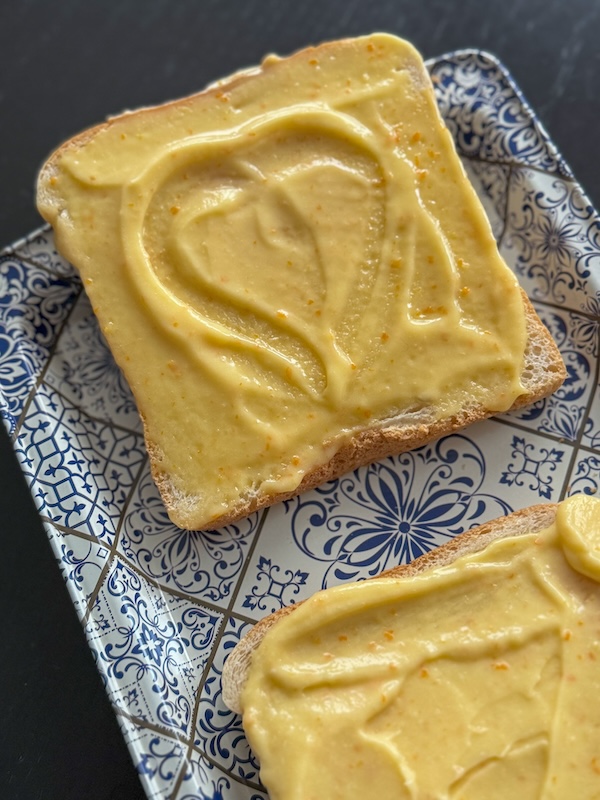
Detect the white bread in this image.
<box><xmin>222</xmin><ymin>502</ymin><xmax>558</xmax><ymax>714</ymax></box>
<box><xmin>36</xmin><ymin>35</ymin><xmax>566</xmax><ymax>531</ymax></box>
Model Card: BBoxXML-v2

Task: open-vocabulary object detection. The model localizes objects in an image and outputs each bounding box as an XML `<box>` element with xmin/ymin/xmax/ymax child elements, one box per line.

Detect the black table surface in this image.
<box><xmin>1</xmin><ymin>1</ymin><xmax>599</xmax><ymax>798</ymax></box>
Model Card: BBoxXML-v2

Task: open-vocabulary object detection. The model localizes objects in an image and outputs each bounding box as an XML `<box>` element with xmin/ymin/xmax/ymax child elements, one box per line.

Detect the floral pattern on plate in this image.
<box><xmin>117</xmin><ymin>715</ymin><xmax>190</xmax><ymax>800</ymax></box>
<box><xmin>582</xmin><ymin>380</ymin><xmax>600</xmax><ymax>450</ymax></box>
<box><xmin>45</xmin><ymin>292</ymin><xmax>142</xmax><ymax>431</ymax></box>
<box><xmin>118</xmin><ymin>465</ymin><xmax>264</xmax><ymax>605</ymax></box>
<box><xmin>501</xmin><ymin>167</ymin><xmax>600</xmax><ymax>312</ymax></box>
<box><xmin>0</xmin><ymin>255</ymin><xmax>79</xmax><ymax>435</ymax></box>
<box><xmin>1</xmin><ymin>224</ymin><xmax>79</xmax><ymax>279</ymax></box>
<box><xmin>428</xmin><ymin>50</ymin><xmax>570</xmax><ymax>175</ymax></box>
<box><xmin>175</xmin><ymin>748</ymin><xmax>265</xmax><ymax>800</ymax></box>
<box><xmin>15</xmin><ymin>383</ymin><xmax>146</xmax><ymax>543</ymax></box>
<box><xmin>567</xmin><ymin>450</ymin><xmax>600</xmax><ymax>497</ymax></box>
<box><xmin>502</xmin><ymin>303</ymin><xmax>599</xmax><ymax>441</ymax></box>
<box><xmin>87</xmin><ymin>556</ymin><xmax>223</xmax><ymax>738</ymax></box>
<box><xmin>1</xmin><ymin>51</ymin><xmax>599</xmax><ymax>799</ymax></box>
<box><xmin>194</xmin><ymin>617</ymin><xmax>260</xmax><ymax>783</ymax></box>
<box><xmin>44</xmin><ymin>521</ymin><xmax>111</xmax><ymax>620</ymax></box>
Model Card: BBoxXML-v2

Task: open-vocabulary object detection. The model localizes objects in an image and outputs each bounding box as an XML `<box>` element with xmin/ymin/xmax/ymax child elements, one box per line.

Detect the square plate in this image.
<box><xmin>2</xmin><ymin>50</ymin><xmax>599</xmax><ymax>800</ymax></box>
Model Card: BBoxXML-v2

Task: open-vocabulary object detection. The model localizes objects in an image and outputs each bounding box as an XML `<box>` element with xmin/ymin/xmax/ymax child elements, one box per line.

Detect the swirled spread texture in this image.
<box><xmin>38</xmin><ymin>34</ymin><xmax>527</xmax><ymax>528</ymax></box>
<box><xmin>242</xmin><ymin>494</ymin><xmax>600</xmax><ymax>799</ymax></box>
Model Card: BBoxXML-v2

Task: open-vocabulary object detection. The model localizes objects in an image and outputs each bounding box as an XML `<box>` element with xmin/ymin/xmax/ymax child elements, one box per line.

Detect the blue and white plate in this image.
<box><xmin>1</xmin><ymin>50</ymin><xmax>599</xmax><ymax>800</ymax></box>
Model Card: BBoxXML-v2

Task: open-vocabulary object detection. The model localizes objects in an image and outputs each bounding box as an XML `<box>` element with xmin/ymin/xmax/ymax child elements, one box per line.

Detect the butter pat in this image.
<box><xmin>242</xmin><ymin>495</ymin><xmax>600</xmax><ymax>799</ymax></box>
<box><xmin>38</xmin><ymin>34</ymin><xmax>528</xmax><ymax>528</ymax></box>
<box><xmin>559</xmin><ymin>493</ymin><xmax>600</xmax><ymax>581</ymax></box>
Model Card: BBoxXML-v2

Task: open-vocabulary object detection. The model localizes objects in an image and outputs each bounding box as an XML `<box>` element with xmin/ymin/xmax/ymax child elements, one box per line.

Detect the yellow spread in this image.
<box><xmin>39</xmin><ymin>34</ymin><xmax>527</xmax><ymax>528</ymax></box>
<box><xmin>241</xmin><ymin>494</ymin><xmax>600</xmax><ymax>799</ymax></box>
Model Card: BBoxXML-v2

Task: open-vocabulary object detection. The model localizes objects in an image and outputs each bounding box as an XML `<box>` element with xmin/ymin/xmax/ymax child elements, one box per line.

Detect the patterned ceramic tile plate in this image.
<box><xmin>1</xmin><ymin>50</ymin><xmax>599</xmax><ymax>800</ymax></box>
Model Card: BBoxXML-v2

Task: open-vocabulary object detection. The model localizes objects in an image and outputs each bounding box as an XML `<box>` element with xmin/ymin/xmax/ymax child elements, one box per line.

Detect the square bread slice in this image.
<box><xmin>221</xmin><ymin>495</ymin><xmax>600</xmax><ymax>798</ymax></box>
<box><xmin>36</xmin><ymin>34</ymin><xmax>565</xmax><ymax>530</ymax></box>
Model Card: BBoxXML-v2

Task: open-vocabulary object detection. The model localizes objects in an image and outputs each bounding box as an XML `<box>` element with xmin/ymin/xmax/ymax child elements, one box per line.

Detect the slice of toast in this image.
<box><xmin>36</xmin><ymin>34</ymin><xmax>565</xmax><ymax>530</ymax></box>
<box><xmin>222</xmin><ymin>496</ymin><xmax>600</xmax><ymax>799</ymax></box>
<box><xmin>222</xmin><ymin>502</ymin><xmax>558</xmax><ymax>713</ymax></box>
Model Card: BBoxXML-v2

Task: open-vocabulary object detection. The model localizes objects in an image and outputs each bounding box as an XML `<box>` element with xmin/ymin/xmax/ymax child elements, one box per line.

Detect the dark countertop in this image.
<box><xmin>1</xmin><ymin>1</ymin><xmax>598</xmax><ymax>798</ymax></box>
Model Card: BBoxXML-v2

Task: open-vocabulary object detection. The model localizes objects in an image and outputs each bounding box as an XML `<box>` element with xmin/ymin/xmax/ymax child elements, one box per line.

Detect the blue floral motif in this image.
<box><xmin>57</xmin><ymin>534</ymin><xmax>109</xmax><ymax>603</ymax></box>
<box><xmin>43</xmin><ymin>524</ymin><xmax>110</xmax><ymax>620</ymax></box>
<box><xmin>243</xmin><ymin>557</ymin><xmax>308</xmax><ymax>613</ymax></box>
<box><xmin>580</xmin><ymin>293</ymin><xmax>600</xmax><ymax>317</ymax></box>
<box><xmin>6</xmin><ymin>225</ymin><xmax>78</xmax><ymax>278</ymax></box>
<box><xmin>178</xmin><ymin>784</ymin><xmax>265</xmax><ymax>800</ymax></box>
<box><xmin>136</xmin><ymin>734</ymin><xmax>186</xmax><ymax>783</ymax></box>
<box><xmin>505</xmin><ymin>307</ymin><xmax>597</xmax><ymax>441</ymax></box>
<box><xmin>103</xmin><ymin>568</ymin><xmax>191</xmax><ymax>731</ymax></box>
<box><xmin>58</xmin><ymin>539</ymin><xmax>97</xmax><ymax>591</ymax></box>
<box><xmin>195</xmin><ymin>618</ymin><xmax>260</xmax><ymax>783</ymax></box>
<box><xmin>429</xmin><ymin>51</ymin><xmax>569</xmax><ymax>174</ymax></box>
<box><xmin>0</xmin><ymin>256</ymin><xmax>79</xmax><ymax>435</ymax></box>
<box><xmin>583</xmin><ymin>411</ymin><xmax>600</xmax><ymax>451</ymax></box>
<box><xmin>178</xmin><ymin>747</ymin><xmax>265</xmax><ymax>800</ymax></box>
<box><xmin>547</xmin><ymin>315</ymin><xmax>596</xmax><ymax>404</ymax></box>
<box><xmin>120</xmin><ymin>467</ymin><xmax>261</xmax><ymax>603</ymax></box>
<box><xmin>45</xmin><ymin>293</ymin><xmax>139</xmax><ymax>428</ymax></box>
<box><xmin>15</xmin><ymin>384</ymin><xmax>145</xmax><ymax>542</ymax></box>
<box><xmin>568</xmin><ymin>455</ymin><xmax>600</xmax><ymax>497</ymax></box>
<box><xmin>177</xmin><ymin>777</ymin><xmax>231</xmax><ymax>800</ymax></box>
<box><xmin>290</xmin><ymin>435</ymin><xmax>511</xmax><ymax>588</ymax></box>
<box><xmin>502</xmin><ymin>168</ymin><xmax>600</xmax><ymax>311</ymax></box>
<box><xmin>568</xmin><ymin>314</ymin><xmax>600</xmax><ymax>360</ymax></box>
<box><xmin>500</xmin><ymin>436</ymin><xmax>564</xmax><ymax>499</ymax></box>
<box><xmin>93</xmin><ymin>559</ymin><xmax>222</xmax><ymax>737</ymax></box>
<box><xmin>535</xmin><ymin>402</ymin><xmax>587</xmax><ymax>443</ymax></box>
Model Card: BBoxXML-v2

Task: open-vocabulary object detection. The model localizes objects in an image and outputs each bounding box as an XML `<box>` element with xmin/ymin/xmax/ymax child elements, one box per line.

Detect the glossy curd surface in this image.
<box><xmin>242</xmin><ymin>495</ymin><xmax>600</xmax><ymax>800</ymax></box>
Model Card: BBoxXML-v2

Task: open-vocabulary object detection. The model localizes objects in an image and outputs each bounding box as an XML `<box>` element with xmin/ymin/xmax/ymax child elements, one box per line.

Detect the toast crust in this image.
<box><xmin>221</xmin><ymin>502</ymin><xmax>559</xmax><ymax>713</ymax></box>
